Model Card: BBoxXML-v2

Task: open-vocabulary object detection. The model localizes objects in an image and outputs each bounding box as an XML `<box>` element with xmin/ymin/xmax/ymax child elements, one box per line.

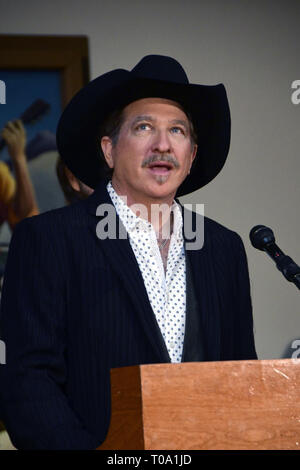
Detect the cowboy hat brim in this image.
<box><xmin>56</xmin><ymin>57</ymin><xmax>231</xmax><ymax>197</ymax></box>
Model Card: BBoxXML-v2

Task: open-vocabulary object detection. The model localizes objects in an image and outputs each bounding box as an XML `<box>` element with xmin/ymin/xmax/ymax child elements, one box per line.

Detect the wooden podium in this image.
<box><xmin>98</xmin><ymin>359</ymin><xmax>300</xmax><ymax>450</ymax></box>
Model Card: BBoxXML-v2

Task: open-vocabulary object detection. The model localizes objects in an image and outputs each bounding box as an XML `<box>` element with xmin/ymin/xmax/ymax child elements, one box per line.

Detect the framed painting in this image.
<box><xmin>0</xmin><ymin>34</ymin><xmax>90</xmax><ymax>248</ymax></box>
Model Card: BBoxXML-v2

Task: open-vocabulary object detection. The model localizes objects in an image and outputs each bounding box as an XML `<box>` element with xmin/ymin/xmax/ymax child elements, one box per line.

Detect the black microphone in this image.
<box><xmin>249</xmin><ymin>225</ymin><xmax>300</xmax><ymax>290</ymax></box>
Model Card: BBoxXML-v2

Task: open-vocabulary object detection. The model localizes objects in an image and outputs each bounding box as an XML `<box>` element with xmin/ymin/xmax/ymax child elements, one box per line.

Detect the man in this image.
<box><xmin>0</xmin><ymin>119</ymin><xmax>39</xmax><ymax>230</ymax></box>
<box><xmin>0</xmin><ymin>55</ymin><xmax>257</xmax><ymax>450</ymax></box>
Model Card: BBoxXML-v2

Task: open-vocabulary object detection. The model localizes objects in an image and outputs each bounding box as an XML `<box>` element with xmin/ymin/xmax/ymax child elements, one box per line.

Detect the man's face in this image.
<box><xmin>101</xmin><ymin>97</ymin><xmax>197</xmax><ymax>203</ymax></box>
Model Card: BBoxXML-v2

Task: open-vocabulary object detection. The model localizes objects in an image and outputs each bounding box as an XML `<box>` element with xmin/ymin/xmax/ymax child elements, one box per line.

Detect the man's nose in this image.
<box><xmin>151</xmin><ymin>129</ymin><xmax>172</xmax><ymax>153</ymax></box>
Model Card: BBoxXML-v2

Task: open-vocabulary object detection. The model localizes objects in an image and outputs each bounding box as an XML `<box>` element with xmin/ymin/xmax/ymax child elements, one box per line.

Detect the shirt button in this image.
<box><xmin>170</xmin><ymin>342</ymin><xmax>175</xmax><ymax>349</ymax></box>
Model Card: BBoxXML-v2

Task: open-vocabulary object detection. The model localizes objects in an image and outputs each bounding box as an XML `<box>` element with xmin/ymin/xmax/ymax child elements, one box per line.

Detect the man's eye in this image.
<box><xmin>136</xmin><ymin>123</ymin><xmax>151</xmax><ymax>131</ymax></box>
<box><xmin>171</xmin><ymin>127</ymin><xmax>185</xmax><ymax>135</ymax></box>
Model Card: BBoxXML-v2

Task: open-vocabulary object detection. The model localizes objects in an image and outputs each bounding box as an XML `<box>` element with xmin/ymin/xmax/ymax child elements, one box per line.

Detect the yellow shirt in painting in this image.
<box><xmin>0</xmin><ymin>161</ymin><xmax>37</xmax><ymax>229</ymax></box>
<box><xmin>0</xmin><ymin>161</ymin><xmax>18</xmax><ymax>228</ymax></box>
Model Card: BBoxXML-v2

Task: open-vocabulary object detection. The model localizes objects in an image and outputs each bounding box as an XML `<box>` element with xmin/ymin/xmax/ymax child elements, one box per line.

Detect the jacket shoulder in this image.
<box><xmin>202</xmin><ymin>216</ymin><xmax>249</xmax><ymax>265</ymax></box>
<box><xmin>185</xmin><ymin>207</ymin><xmax>244</xmax><ymax>247</ymax></box>
<box><xmin>204</xmin><ymin>215</ymin><xmax>242</xmax><ymax>241</ymax></box>
<box><xmin>13</xmin><ymin>200</ymin><xmax>87</xmax><ymax>235</ymax></box>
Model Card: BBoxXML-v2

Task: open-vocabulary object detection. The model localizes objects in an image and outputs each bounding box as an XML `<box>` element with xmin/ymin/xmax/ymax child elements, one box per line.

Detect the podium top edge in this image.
<box><xmin>110</xmin><ymin>358</ymin><xmax>300</xmax><ymax>375</ymax></box>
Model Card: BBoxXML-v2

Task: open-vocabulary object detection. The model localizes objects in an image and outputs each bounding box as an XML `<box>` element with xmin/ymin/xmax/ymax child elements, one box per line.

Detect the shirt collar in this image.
<box><xmin>107</xmin><ymin>180</ymin><xmax>183</xmax><ymax>239</ymax></box>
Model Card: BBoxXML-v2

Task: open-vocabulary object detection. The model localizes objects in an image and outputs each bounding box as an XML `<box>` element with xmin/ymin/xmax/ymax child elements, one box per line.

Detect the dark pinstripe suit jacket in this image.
<box><xmin>0</xmin><ymin>181</ymin><xmax>257</xmax><ymax>449</ymax></box>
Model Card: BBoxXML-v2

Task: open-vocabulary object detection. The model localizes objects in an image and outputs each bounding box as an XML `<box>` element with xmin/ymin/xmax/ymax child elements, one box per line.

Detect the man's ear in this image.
<box><xmin>101</xmin><ymin>136</ymin><xmax>114</xmax><ymax>169</ymax></box>
<box><xmin>64</xmin><ymin>166</ymin><xmax>81</xmax><ymax>192</ymax></box>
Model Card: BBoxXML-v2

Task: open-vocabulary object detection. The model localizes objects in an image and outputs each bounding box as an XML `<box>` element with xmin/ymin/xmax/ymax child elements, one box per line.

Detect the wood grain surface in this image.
<box><xmin>99</xmin><ymin>365</ymin><xmax>145</xmax><ymax>450</ymax></box>
<box><xmin>98</xmin><ymin>359</ymin><xmax>300</xmax><ymax>450</ymax></box>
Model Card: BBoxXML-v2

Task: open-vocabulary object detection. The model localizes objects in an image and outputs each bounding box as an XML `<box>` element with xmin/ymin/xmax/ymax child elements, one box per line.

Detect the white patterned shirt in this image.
<box><xmin>107</xmin><ymin>181</ymin><xmax>186</xmax><ymax>363</ymax></box>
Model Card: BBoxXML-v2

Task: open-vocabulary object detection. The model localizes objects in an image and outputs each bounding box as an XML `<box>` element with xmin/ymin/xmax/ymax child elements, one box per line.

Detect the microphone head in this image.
<box><xmin>249</xmin><ymin>225</ymin><xmax>275</xmax><ymax>250</ymax></box>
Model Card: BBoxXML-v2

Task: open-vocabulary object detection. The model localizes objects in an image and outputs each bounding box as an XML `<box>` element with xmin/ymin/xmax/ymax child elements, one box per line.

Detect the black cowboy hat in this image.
<box><xmin>56</xmin><ymin>55</ymin><xmax>230</xmax><ymax>197</ymax></box>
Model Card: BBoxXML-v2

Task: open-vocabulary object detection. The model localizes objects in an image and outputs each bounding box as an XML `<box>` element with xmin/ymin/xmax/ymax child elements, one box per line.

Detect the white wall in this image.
<box><xmin>0</xmin><ymin>0</ymin><xmax>299</xmax><ymax>359</ymax></box>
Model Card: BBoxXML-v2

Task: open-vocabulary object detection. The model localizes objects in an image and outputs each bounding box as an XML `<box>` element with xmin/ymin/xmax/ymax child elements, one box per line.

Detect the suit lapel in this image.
<box><xmin>85</xmin><ymin>181</ymin><xmax>171</xmax><ymax>363</ymax></box>
<box><xmin>181</xmin><ymin>252</ymin><xmax>205</xmax><ymax>362</ymax></box>
<box><xmin>180</xmin><ymin>202</ymin><xmax>221</xmax><ymax>361</ymax></box>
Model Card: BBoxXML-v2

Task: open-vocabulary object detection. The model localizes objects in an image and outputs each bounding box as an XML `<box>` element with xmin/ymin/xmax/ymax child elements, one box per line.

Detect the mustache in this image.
<box><xmin>141</xmin><ymin>154</ymin><xmax>179</xmax><ymax>169</ymax></box>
